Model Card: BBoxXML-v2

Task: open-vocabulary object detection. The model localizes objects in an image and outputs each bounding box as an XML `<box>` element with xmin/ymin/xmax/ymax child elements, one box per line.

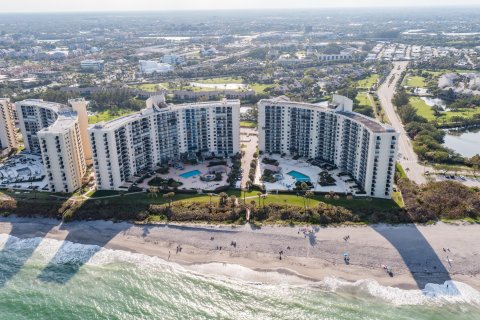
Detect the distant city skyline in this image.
<box><xmin>1</xmin><ymin>0</ymin><xmax>480</xmax><ymax>13</ymax></box>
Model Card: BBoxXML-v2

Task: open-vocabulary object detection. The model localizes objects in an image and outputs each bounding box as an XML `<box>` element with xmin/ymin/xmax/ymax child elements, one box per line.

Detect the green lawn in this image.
<box><xmin>132</xmin><ymin>190</ymin><xmax>261</xmax><ymax>206</ymax></box>
<box><xmin>166</xmin><ymin>192</ymin><xmax>398</xmax><ymax>211</ymax></box>
<box><xmin>356</xmin><ymin>74</ymin><xmax>379</xmax><ymax>89</ymax></box>
<box><xmin>131</xmin><ymin>84</ymin><xmax>161</xmax><ymax>92</ymax></box>
<box><xmin>187</xmin><ymin>85</ymin><xmax>245</xmax><ymax>92</ymax></box>
<box><xmin>87</xmin><ymin>190</ymin><xmax>123</xmax><ymax>198</ymax></box>
<box><xmin>135</xmin><ymin>80</ymin><xmax>258</xmax><ymax>93</ymax></box>
<box><xmin>240</xmin><ymin>121</ymin><xmax>257</xmax><ymax>128</ymax></box>
<box><xmin>403</xmin><ymin>76</ymin><xmax>427</xmax><ymax>88</ymax></box>
<box><xmin>419</xmin><ymin>69</ymin><xmax>474</xmax><ymax>77</ymax></box>
<box><xmin>355</xmin><ymin>92</ymin><xmax>376</xmax><ymax>118</ymax></box>
<box><xmin>17</xmin><ymin>187</ymin><xmax>396</xmax><ymax>211</ymax></box>
<box><xmin>356</xmin><ymin>92</ymin><xmax>374</xmax><ymax>108</ymax></box>
<box><xmin>195</xmin><ymin>77</ymin><xmax>243</xmax><ymax>84</ymax></box>
<box><xmin>437</xmin><ymin>107</ymin><xmax>480</xmax><ymax>122</ymax></box>
<box><xmin>395</xmin><ymin>162</ymin><xmax>407</xmax><ymax>179</ymax></box>
<box><xmin>0</xmin><ymin>190</ymin><xmax>59</xmax><ymax>201</ymax></box>
<box><xmin>1</xmin><ymin>188</ymin><xmax>400</xmax><ymax>224</ymax></box>
<box><xmin>140</xmin><ymin>82</ymin><xmax>184</xmax><ymax>91</ymax></box>
<box><xmin>409</xmin><ymin>97</ymin><xmax>436</xmax><ymax>120</ymax></box>
<box><xmin>391</xmin><ymin>191</ymin><xmax>404</xmax><ymax>208</ymax></box>
<box><xmin>249</xmin><ymin>83</ymin><xmax>275</xmax><ymax>94</ymax></box>
<box><xmin>259</xmin><ymin>194</ymin><xmax>398</xmax><ymax>211</ymax></box>
<box><xmin>88</xmin><ymin>109</ymin><xmax>136</xmax><ymax>124</ymax></box>
<box><xmin>409</xmin><ymin>97</ymin><xmax>480</xmax><ymax>123</ymax></box>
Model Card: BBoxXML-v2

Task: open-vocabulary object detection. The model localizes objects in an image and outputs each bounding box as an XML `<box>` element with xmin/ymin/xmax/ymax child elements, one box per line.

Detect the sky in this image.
<box><xmin>1</xmin><ymin>0</ymin><xmax>479</xmax><ymax>13</ymax></box>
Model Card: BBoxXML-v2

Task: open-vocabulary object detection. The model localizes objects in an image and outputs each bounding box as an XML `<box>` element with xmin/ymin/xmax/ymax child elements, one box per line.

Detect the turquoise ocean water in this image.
<box><xmin>0</xmin><ymin>234</ymin><xmax>479</xmax><ymax>320</ymax></box>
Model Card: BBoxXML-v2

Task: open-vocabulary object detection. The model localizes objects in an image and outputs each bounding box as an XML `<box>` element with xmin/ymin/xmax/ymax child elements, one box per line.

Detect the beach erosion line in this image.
<box><xmin>0</xmin><ymin>233</ymin><xmax>479</xmax><ymax>307</ymax></box>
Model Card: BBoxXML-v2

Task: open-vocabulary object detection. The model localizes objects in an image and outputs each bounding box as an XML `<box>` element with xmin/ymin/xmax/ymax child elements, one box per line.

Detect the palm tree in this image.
<box><xmin>163</xmin><ymin>192</ymin><xmax>175</xmax><ymax>208</ymax></box>
<box><xmin>262</xmin><ymin>194</ymin><xmax>268</xmax><ymax>209</ymax></box>
<box><xmin>219</xmin><ymin>192</ymin><xmax>228</xmax><ymax>206</ymax></box>
<box><xmin>300</xmin><ymin>182</ymin><xmax>309</xmax><ymax>210</ymax></box>
<box><xmin>148</xmin><ymin>187</ymin><xmax>159</xmax><ymax>198</ymax></box>
<box><xmin>257</xmin><ymin>192</ymin><xmax>262</xmax><ymax>208</ymax></box>
<box><xmin>229</xmin><ymin>195</ymin><xmax>237</xmax><ymax>208</ymax></box>
<box><xmin>305</xmin><ymin>191</ymin><xmax>314</xmax><ymax>209</ymax></box>
<box><xmin>244</xmin><ymin>181</ymin><xmax>252</xmax><ymax>204</ymax></box>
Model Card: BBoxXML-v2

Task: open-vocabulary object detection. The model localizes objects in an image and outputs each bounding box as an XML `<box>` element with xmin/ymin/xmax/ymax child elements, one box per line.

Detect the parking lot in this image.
<box><xmin>0</xmin><ymin>153</ymin><xmax>48</xmax><ymax>191</ymax></box>
<box><xmin>432</xmin><ymin>173</ymin><xmax>480</xmax><ymax>187</ymax></box>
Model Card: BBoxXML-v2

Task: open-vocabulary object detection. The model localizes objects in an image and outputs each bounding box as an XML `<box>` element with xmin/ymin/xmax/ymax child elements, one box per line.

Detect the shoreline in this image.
<box><xmin>0</xmin><ymin>216</ymin><xmax>479</xmax><ymax>291</ymax></box>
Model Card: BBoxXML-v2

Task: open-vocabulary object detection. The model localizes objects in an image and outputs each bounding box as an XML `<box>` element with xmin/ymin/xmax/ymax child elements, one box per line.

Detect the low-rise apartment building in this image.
<box><xmin>80</xmin><ymin>59</ymin><xmax>104</xmax><ymax>72</ymax></box>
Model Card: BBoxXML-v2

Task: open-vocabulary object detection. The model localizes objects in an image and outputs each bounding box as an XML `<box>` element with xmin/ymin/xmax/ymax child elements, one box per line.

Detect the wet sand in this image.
<box><xmin>0</xmin><ymin>217</ymin><xmax>478</xmax><ymax>290</ymax></box>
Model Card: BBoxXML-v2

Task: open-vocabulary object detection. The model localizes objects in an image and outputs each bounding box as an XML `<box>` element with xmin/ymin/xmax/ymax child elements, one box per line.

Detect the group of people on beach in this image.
<box><xmin>443</xmin><ymin>248</ymin><xmax>453</xmax><ymax>267</ymax></box>
<box><xmin>382</xmin><ymin>264</ymin><xmax>394</xmax><ymax>277</ymax></box>
<box><xmin>298</xmin><ymin>227</ymin><xmax>311</xmax><ymax>238</ymax></box>
<box><xmin>212</xmin><ymin>239</ymin><xmax>238</xmax><ymax>251</ymax></box>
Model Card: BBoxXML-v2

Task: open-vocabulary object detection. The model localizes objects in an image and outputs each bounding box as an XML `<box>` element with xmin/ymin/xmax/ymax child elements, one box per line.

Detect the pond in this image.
<box><xmin>443</xmin><ymin>127</ymin><xmax>480</xmax><ymax>158</ymax></box>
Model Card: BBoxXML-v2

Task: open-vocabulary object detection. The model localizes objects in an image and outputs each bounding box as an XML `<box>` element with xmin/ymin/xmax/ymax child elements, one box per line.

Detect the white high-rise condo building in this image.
<box><xmin>0</xmin><ymin>98</ymin><xmax>18</xmax><ymax>154</ymax></box>
<box><xmin>80</xmin><ymin>59</ymin><xmax>105</xmax><ymax>72</ymax></box>
<box><xmin>89</xmin><ymin>95</ymin><xmax>240</xmax><ymax>190</ymax></box>
<box><xmin>16</xmin><ymin>99</ymin><xmax>89</xmax><ymax>193</ymax></box>
<box><xmin>258</xmin><ymin>95</ymin><xmax>399</xmax><ymax>199</ymax></box>
<box><xmin>139</xmin><ymin>60</ymin><xmax>174</xmax><ymax>74</ymax></box>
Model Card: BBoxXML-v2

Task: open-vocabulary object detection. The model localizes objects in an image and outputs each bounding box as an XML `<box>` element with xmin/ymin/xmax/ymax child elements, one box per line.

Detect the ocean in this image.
<box><xmin>0</xmin><ymin>234</ymin><xmax>479</xmax><ymax>320</ymax></box>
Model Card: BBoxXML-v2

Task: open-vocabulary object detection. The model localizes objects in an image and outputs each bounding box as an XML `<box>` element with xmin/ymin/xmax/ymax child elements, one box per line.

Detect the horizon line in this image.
<box><xmin>1</xmin><ymin>5</ymin><xmax>480</xmax><ymax>14</ymax></box>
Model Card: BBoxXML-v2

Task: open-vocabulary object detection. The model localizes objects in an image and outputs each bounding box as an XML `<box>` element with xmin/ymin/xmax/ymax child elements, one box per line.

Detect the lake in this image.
<box><xmin>443</xmin><ymin>127</ymin><xmax>480</xmax><ymax>158</ymax></box>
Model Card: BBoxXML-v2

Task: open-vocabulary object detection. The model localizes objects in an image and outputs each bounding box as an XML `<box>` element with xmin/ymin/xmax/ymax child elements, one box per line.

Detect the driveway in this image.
<box><xmin>240</xmin><ymin>127</ymin><xmax>258</xmax><ymax>188</ymax></box>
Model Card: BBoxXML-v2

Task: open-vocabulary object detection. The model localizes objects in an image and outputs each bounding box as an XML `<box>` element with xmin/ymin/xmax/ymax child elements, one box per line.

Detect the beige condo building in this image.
<box><xmin>0</xmin><ymin>98</ymin><xmax>18</xmax><ymax>154</ymax></box>
<box><xmin>16</xmin><ymin>99</ymin><xmax>89</xmax><ymax>193</ymax></box>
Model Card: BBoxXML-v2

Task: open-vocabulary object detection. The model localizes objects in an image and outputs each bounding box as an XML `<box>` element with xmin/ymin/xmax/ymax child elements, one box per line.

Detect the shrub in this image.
<box><xmin>156</xmin><ymin>166</ymin><xmax>170</xmax><ymax>174</ymax></box>
<box><xmin>208</xmin><ymin>160</ymin><xmax>227</xmax><ymax>167</ymax></box>
<box><xmin>262</xmin><ymin>158</ymin><xmax>279</xmax><ymax>166</ymax></box>
<box><xmin>398</xmin><ymin>178</ymin><xmax>480</xmax><ymax>222</ymax></box>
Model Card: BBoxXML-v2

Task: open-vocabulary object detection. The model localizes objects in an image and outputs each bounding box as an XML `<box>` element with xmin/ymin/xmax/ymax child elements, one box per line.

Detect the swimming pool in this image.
<box><xmin>287</xmin><ymin>170</ymin><xmax>310</xmax><ymax>182</ymax></box>
<box><xmin>179</xmin><ymin>170</ymin><xmax>201</xmax><ymax>179</ymax></box>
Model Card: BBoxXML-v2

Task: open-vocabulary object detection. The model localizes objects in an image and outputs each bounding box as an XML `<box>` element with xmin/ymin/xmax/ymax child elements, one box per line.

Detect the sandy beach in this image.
<box><xmin>0</xmin><ymin>216</ymin><xmax>479</xmax><ymax>290</ymax></box>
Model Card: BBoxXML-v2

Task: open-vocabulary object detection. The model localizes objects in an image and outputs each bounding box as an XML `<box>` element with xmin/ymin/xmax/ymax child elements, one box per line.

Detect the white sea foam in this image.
<box><xmin>1</xmin><ymin>233</ymin><xmax>479</xmax><ymax>307</ymax></box>
<box><xmin>183</xmin><ymin>262</ymin><xmax>312</xmax><ymax>286</ymax></box>
<box><xmin>322</xmin><ymin>277</ymin><xmax>480</xmax><ymax>306</ymax></box>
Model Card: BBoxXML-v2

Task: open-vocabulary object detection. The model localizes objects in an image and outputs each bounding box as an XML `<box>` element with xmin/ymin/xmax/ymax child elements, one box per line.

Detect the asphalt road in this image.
<box><xmin>377</xmin><ymin>61</ymin><xmax>427</xmax><ymax>184</ymax></box>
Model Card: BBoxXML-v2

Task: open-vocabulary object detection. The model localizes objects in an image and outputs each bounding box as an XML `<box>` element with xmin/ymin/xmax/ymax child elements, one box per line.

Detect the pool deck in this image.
<box><xmin>179</xmin><ymin>170</ymin><xmax>201</xmax><ymax>179</ymax></box>
<box><xmin>140</xmin><ymin>161</ymin><xmax>231</xmax><ymax>191</ymax></box>
<box><xmin>257</xmin><ymin>155</ymin><xmax>354</xmax><ymax>194</ymax></box>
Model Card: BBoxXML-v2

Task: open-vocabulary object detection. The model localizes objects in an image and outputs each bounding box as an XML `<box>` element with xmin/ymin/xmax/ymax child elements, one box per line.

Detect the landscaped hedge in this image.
<box><xmin>149</xmin><ymin>202</ymin><xmax>243</xmax><ymax>222</ymax></box>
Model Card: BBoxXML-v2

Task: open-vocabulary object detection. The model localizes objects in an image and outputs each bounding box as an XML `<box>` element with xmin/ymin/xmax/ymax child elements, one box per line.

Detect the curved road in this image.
<box><xmin>377</xmin><ymin>61</ymin><xmax>427</xmax><ymax>184</ymax></box>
